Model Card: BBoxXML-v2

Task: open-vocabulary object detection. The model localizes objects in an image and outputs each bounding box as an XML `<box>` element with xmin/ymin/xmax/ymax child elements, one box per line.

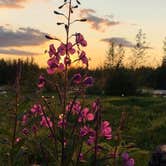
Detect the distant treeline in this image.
<box><xmin>0</xmin><ymin>59</ymin><xmax>41</xmax><ymax>92</ymax></box>
<box><xmin>0</xmin><ymin>58</ymin><xmax>166</xmax><ymax>95</ymax></box>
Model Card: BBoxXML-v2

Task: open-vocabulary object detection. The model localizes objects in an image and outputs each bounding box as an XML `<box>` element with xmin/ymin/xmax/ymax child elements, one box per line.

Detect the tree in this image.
<box><xmin>162</xmin><ymin>37</ymin><xmax>166</xmax><ymax>66</ymax></box>
<box><xmin>130</xmin><ymin>29</ymin><xmax>148</xmax><ymax>69</ymax></box>
<box><xmin>104</xmin><ymin>43</ymin><xmax>125</xmax><ymax>69</ymax></box>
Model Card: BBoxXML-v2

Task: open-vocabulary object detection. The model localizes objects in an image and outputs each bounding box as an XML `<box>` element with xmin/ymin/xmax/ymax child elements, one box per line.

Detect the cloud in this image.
<box><xmin>101</xmin><ymin>37</ymin><xmax>153</xmax><ymax>49</ymax></box>
<box><xmin>0</xmin><ymin>26</ymin><xmax>47</xmax><ymax>47</ymax></box>
<box><xmin>101</xmin><ymin>37</ymin><xmax>135</xmax><ymax>48</ymax></box>
<box><xmin>0</xmin><ymin>0</ymin><xmax>28</xmax><ymax>8</ymax></box>
<box><xmin>0</xmin><ymin>48</ymin><xmax>39</xmax><ymax>56</ymax></box>
<box><xmin>80</xmin><ymin>9</ymin><xmax>96</xmax><ymax>15</ymax></box>
<box><xmin>80</xmin><ymin>9</ymin><xmax>120</xmax><ymax>32</ymax></box>
<box><xmin>0</xmin><ymin>0</ymin><xmax>49</xmax><ymax>8</ymax></box>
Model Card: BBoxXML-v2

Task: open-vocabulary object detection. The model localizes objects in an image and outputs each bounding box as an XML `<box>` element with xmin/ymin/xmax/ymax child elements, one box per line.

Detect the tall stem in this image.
<box><xmin>113</xmin><ymin>112</ymin><xmax>127</xmax><ymax>166</ymax></box>
<box><xmin>11</xmin><ymin>59</ymin><xmax>21</xmax><ymax>166</ymax></box>
<box><xmin>94</xmin><ymin>99</ymin><xmax>101</xmax><ymax>165</ymax></box>
<box><xmin>61</xmin><ymin>0</ymin><xmax>72</xmax><ymax>165</ymax></box>
<box><xmin>42</xmin><ymin>98</ymin><xmax>59</xmax><ymax>161</ymax></box>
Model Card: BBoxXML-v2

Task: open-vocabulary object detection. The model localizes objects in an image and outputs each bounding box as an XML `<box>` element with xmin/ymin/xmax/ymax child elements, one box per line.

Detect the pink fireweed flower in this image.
<box><xmin>47</xmin><ymin>57</ymin><xmax>59</xmax><ymax>66</ymax></box>
<box><xmin>64</xmin><ymin>56</ymin><xmax>71</xmax><ymax>66</ymax></box>
<box><xmin>79</xmin><ymin>51</ymin><xmax>88</xmax><ymax>65</ymax></box>
<box><xmin>22</xmin><ymin>114</ymin><xmax>28</xmax><ymax>125</ymax></box>
<box><xmin>31</xmin><ymin>104</ymin><xmax>43</xmax><ymax>115</ymax></box>
<box><xmin>58</xmin><ymin>42</ymin><xmax>75</xmax><ymax>56</ymax></box>
<box><xmin>101</xmin><ymin>121</ymin><xmax>112</xmax><ymax>140</ymax></box>
<box><xmin>57</xmin><ymin>63</ymin><xmax>65</xmax><ymax>72</ymax></box>
<box><xmin>58</xmin><ymin>119</ymin><xmax>66</xmax><ymax>128</ymax></box>
<box><xmin>72</xmin><ymin>73</ymin><xmax>82</xmax><ymax>84</ymax></box>
<box><xmin>78</xmin><ymin>107</ymin><xmax>94</xmax><ymax>122</ymax></box>
<box><xmin>15</xmin><ymin>137</ymin><xmax>21</xmax><ymax>143</ymax></box>
<box><xmin>87</xmin><ymin>129</ymin><xmax>96</xmax><ymax>145</ymax></box>
<box><xmin>47</xmin><ymin>57</ymin><xmax>59</xmax><ymax>75</ymax></box>
<box><xmin>49</xmin><ymin>44</ymin><xmax>56</xmax><ymax>57</ymax></box>
<box><xmin>22</xmin><ymin>128</ymin><xmax>29</xmax><ymax>136</ymax></box>
<box><xmin>86</xmin><ymin>113</ymin><xmax>94</xmax><ymax>121</ymax></box>
<box><xmin>122</xmin><ymin>153</ymin><xmax>135</xmax><ymax>166</ymax></box>
<box><xmin>79</xmin><ymin>153</ymin><xmax>84</xmax><ymax>161</ymax></box>
<box><xmin>40</xmin><ymin>116</ymin><xmax>53</xmax><ymax>128</ymax></box>
<box><xmin>38</xmin><ymin>75</ymin><xmax>45</xmax><ymax>88</ymax></box>
<box><xmin>66</xmin><ymin>42</ymin><xmax>76</xmax><ymax>55</ymax></box>
<box><xmin>72</xmin><ymin>101</ymin><xmax>81</xmax><ymax>114</ymax></box>
<box><xmin>92</xmin><ymin>101</ymin><xmax>99</xmax><ymax>112</ymax></box>
<box><xmin>80</xmin><ymin>126</ymin><xmax>96</xmax><ymax>145</ymax></box>
<box><xmin>58</xmin><ymin>114</ymin><xmax>66</xmax><ymax>128</ymax></box>
<box><xmin>79</xmin><ymin>126</ymin><xmax>96</xmax><ymax>145</ymax></box>
<box><xmin>66</xmin><ymin>101</ymin><xmax>72</xmax><ymax>112</ymax></box>
<box><xmin>83</xmin><ymin>76</ymin><xmax>94</xmax><ymax>87</ymax></box>
<box><xmin>47</xmin><ymin>67</ymin><xmax>56</xmax><ymax>75</ymax></box>
<box><xmin>32</xmin><ymin>125</ymin><xmax>38</xmax><ymax>134</ymax></box>
<box><xmin>122</xmin><ymin>152</ymin><xmax>129</xmax><ymax>161</ymax></box>
<box><xmin>66</xmin><ymin>100</ymin><xmax>81</xmax><ymax>115</ymax></box>
<box><xmin>78</xmin><ymin>107</ymin><xmax>88</xmax><ymax>122</ymax></box>
<box><xmin>87</xmin><ymin>136</ymin><xmax>95</xmax><ymax>145</ymax></box>
<box><xmin>126</xmin><ymin>158</ymin><xmax>135</xmax><ymax>166</ymax></box>
<box><xmin>58</xmin><ymin>43</ymin><xmax>66</xmax><ymax>56</ymax></box>
<box><xmin>82</xmin><ymin>107</ymin><xmax>89</xmax><ymax>116</ymax></box>
<box><xmin>76</xmin><ymin>33</ymin><xmax>87</xmax><ymax>47</ymax></box>
<box><xmin>80</xmin><ymin>126</ymin><xmax>90</xmax><ymax>137</ymax></box>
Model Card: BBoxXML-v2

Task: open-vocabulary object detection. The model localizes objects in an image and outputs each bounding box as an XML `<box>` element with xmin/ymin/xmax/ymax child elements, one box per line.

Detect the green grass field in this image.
<box><xmin>99</xmin><ymin>96</ymin><xmax>166</xmax><ymax>165</ymax></box>
<box><xmin>0</xmin><ymin>93</ymin><xmax>166</xmax><ymax>165</ymax></box>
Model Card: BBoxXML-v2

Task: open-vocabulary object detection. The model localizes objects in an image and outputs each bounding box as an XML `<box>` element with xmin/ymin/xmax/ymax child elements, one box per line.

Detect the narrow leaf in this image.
<box><xmin>65</xmin><ymin>25</ymin><xmax>69</xmax><ymax>32</ymax></box>
<box><xmin>73</xmin><ymin>5</ymin><xmax>78</xmax><ymax>9</ymax></box>
<box><xmin>45</xmin><ymin>34</ymin><xmax>60</xmax><ymax>41</ymax></box>
<box><xmin>57</xmin><ymin>22</ymin><xmax>64</xmax><ymax>25</ymax></box>
<box><xmin>79</xmin><ymin>18</ymin><xmax>87</xmax><ymax>22</ymax></box>
<box><xmin>59</xmin><ymin>3</ymin><xmax>67</xmax><ymax>9</ymax></box>
<box><xmin>54</xmin><ymin>11</ymin><xmax>64</xmax><ymax>16</ymax></box>
<box><xmin>76</xmin><ymin>0</ymin><xmax>81</xmax><ymax>5</ymax></box>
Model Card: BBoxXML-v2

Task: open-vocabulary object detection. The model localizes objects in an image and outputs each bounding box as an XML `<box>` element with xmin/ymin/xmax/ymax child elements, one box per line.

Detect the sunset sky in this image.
<box><xmin>0</xmin><ymin>0</ymin><xmax>166</xmax><ymax>68</ymax></box>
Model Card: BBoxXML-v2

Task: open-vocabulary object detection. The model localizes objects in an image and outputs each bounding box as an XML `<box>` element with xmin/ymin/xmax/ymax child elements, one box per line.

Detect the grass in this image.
<box><xmin>85</xmin><ymin>96</ymin><xmax>166</xmax><ymax>165</ymax></box>
<box><xmin>0</xmin><ymin>93</ymin><xmax>166</xmax><ymax>165</ymax></box>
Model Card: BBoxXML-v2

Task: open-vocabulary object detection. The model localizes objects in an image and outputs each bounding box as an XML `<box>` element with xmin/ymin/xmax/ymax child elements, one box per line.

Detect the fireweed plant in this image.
<box><xmin>10</xmin><ymin>0</ymin><xmax>135</xmax><ymax>165</ymax></box>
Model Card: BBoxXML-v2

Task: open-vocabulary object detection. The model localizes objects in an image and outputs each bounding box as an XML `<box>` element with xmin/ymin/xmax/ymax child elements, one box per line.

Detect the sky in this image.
<box><xmin>0</xmin><ymin>0</ymin><xmax>166</xmax><ymax>68</ymax></box>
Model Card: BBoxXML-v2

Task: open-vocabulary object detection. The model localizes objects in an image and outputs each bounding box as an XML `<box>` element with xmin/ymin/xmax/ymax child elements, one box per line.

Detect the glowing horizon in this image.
<box><xmin>0</xmin><ymin>0</ymin><xmax>166</xmax><ymax>68</ymax></box>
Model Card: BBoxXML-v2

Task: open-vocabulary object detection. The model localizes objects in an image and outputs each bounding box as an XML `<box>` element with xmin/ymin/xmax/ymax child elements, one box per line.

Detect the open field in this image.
<box><xmin>0</xmin><ymin>93</ymin><xmax>166</xmax><ymax>165</ymax></box>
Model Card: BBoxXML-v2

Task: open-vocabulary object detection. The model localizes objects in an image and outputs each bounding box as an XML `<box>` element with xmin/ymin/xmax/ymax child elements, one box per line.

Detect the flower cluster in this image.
<box><xmin>78</xmin><ymin>107</ymin><xmax>94</xmax><ymax>122</ymax></box>
<box><xmin>72</xmin><ymin>73</ymin><xmax>94</xmax><ymax>87</ymax></box>
<box><xmin>21</xmin><ymin>104</ymin><xmax>53</xmax><ymax>137</ymax></box>
<box><xmin>80</xmin><ymin>120</ymin><xmax>112</xmax><ymax>145</ymax></box>
<box><xmin>66</xmin><ymin>100</ymin><xmax>96</xmax><ymax>122</ymax></box>
<box><xmin>45</xmin><ymin>33</ymin><xmax>88</xmax><ymax>76</ymax></box>
<box><xmin>37</xmin><ymin>75</ymin><xmax>46</xmax><ymax>88</ymax></box>
<box><xmin>101</xmin><ymin>121</ymin><xmax>112</xmax><ymax>140</ymax></box>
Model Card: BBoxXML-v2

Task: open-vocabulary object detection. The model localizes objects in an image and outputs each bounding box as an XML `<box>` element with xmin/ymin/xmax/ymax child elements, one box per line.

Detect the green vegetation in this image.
<box><xmin>0</xmin><ymin>93</ymin><xmax>166</xmax><ymax>165</ymax></box>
